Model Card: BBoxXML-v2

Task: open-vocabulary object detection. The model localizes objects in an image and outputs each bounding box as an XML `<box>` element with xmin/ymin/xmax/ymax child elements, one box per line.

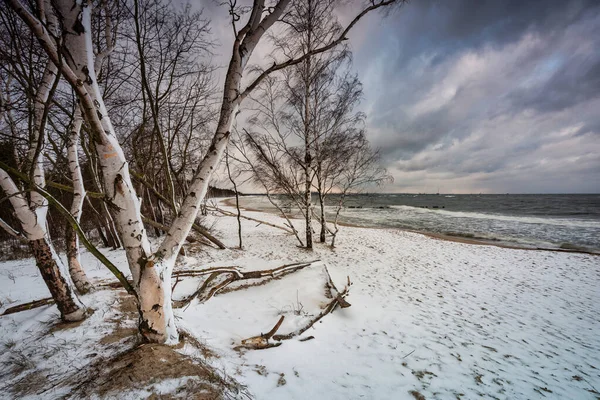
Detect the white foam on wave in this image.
<box><xmin>388</xmin><ymin>205</ymin><xmax>600</xmax><ymax>229</ymax></box>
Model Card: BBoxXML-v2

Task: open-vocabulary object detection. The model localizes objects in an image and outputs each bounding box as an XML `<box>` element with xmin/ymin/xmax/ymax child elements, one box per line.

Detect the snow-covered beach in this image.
<box><xmin>1</xmin><ymin>202</ymin><xmax>599</xmax><ymax>399</ymax></box>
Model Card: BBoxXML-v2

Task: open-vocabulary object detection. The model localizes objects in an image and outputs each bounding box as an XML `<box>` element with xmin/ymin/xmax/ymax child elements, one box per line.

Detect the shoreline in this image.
<box><xmin>220</xmin><ymin>197</ymin><xmax>599</xmax><ymax>256</ymax></box>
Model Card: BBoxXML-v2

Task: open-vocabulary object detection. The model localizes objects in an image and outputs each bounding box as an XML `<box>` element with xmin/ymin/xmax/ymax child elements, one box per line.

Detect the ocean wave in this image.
<box><xmin>389</xmin><ymin>205</ymin><xmax>600</xmax><ymax>229</ymax></box>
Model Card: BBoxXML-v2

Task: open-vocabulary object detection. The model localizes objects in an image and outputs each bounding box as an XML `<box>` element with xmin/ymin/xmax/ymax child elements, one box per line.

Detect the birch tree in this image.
<box><xmin>0</xmin><ymin>3</ymin><xmax>87</xmax><ymax>321</ymax></box>
<box><xmin>6</xmin><ymin>0</ymin><xmax>404</xmax><ymax>343</ymax></box>
<box><xmin>64</xmin><ymin>107</ymin><xmax>93</xmax><ymax>293</ymax></box>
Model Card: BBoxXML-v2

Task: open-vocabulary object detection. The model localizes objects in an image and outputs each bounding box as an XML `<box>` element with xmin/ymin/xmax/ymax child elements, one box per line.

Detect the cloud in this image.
<box><xmin>351</xmin><ymin>0</ymin><xmax>600</xmax><ymax>193</ymax></box>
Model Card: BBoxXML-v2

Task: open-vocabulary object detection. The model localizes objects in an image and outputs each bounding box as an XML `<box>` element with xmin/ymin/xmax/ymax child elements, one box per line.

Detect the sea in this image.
<box><xmin>237</xmin><ymin>194</ymin><xmax>600</xmax><ymax>253</ymax></box>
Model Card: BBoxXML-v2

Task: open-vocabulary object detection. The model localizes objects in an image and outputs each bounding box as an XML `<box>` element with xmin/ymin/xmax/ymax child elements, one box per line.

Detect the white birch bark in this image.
<box><xmin>53</xmin><ymin>0</ymin><xmax>169</xmax><ymax>339</ymax></box>
<box><xmin>66</xmin><ymin>107</ymin><xmax>93</xmax><ymax>294</ymax></box>
<box><xmin>47</xmin><ymin>1</ymin><xmax>152</xmax><ymax>283</ymax></box>
<box><xmin>0</xmin><ymin>217</ymin><xmax>27</xmax><ymax>242</ymax></box>
<box><xmin>140</xmin><ymin>0</ymin><xmax>291</xmax><ymax>343</ymax></box>
<box><xmin>155</xmin><ymin>0</ymin><xmax>291</xmax><ymax>260</ymax></box>
<box><xmin>27</xmin><ymin>59</ymin><xmax>57</xmax><ymax>226</ymax></box>
<box><xmin>0</xmin><ymin>169</ymin><xmax>45</xmax><ymax>240</ymax></box>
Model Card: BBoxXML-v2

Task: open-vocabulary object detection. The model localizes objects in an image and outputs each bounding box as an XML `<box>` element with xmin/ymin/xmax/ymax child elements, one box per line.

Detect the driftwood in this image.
<box><xmin>235</xmin><ymin>316</ymin><xmax>285</xmax><ymax>350</ymax></box>
<box><xmin>1</xmin><ymin>297</ymin><xmax>54</xmax><ymax>316</ymax></box>
<box><xmin>208</xmin><ymin>206</ymin><xmax>293</xmax><ymax>233</ymax></box>
<box><xmin>172</xmin><ymin>260</ymin><xmax>320</xmax><ymax>307</ymax></box>
<box><xmin>238</xmin><ymin>267</ymin><xmax>352</xmax><ymax>350</ymax></box>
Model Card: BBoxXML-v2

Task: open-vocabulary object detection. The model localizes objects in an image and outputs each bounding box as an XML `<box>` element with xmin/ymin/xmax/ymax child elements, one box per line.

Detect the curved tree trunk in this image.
<box><xmin>66</xmin><ymin>225</ymin><xmax>92</xmax><ymax>294</ymax></box>
<box><xmin>29</xmin><ymin>237</ymin><xmax>87</xmax><ymax>321</ymax></box>
<box><xmin>66</xmin><ymin>107</ymin><xmax>92</xmax><ymax>294</ymax></box>
<box><xmin>0</xmin><ymin>169</ymin><xmax>87</xmax><ymax>323</ymax></box>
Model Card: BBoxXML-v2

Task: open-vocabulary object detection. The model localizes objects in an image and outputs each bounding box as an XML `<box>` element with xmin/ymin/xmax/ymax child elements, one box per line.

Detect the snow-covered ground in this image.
<box><xmin>1</xmin><ymin>201</ymin><xmax>599</xmax><ymax>399</ymax></box>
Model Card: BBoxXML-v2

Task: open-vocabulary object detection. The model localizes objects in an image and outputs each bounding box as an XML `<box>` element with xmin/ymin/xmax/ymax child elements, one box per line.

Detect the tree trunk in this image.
<box><xmin>305</xmin><ymin>181</ymin><xmax>313</xmax><ymax>249</ymax></box>
<box><xmin>137</xmin><ymin>258</ymin><xmax>178</xmax><ymax>343</ymax></box>
<box><xmin>29</xmin><ymin>237</ymin><xmax>86</xmax><ymax>321</ymax></box>
<box><xmin>303</xmin><ymin>10</ymin><xmax>313</xmax><ymax>250</ymax></box>
<box><xmin>66</xmin><ymin>225</ymin><xmax>92</xmax><ymax>294</ymax></box>
<box><xmin>319</xmin><ymin>191</ymin><xmax>326</xmax><ymax>243</ymax></box>
<box><xmin>225</xmin><ymin>151</ymin><xmax>242</xmax><ymax>248</ymax></box>
<box><xmin>96</xmin><ymin>224</ymin><xmax>110</xmax><ymax>247</ymax></box>
<box><xmin>66</xmin><ymin>107</ymin><xmax>92</xmax><ymax>294</ymax></box>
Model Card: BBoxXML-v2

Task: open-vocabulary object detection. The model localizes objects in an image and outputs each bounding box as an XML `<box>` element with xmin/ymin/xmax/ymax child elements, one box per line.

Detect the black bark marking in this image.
<box><xmin>81</xmin><ymin>66</ymin><xmax>93</xmax><ymax>84</ymax></box>
<box><xmin>113</xmin><ymin>174</ymin><xmax>125</xmax><ymax>198</ymax></box>
<box><xmin>72</xmin><ymin>19</ymin><xmax>85</xmax><ymax>34</ymax></box>
<box><xmin>139</xmin><ymin>318</ymin><xmax>160</xmax><ymax>338</ymax></box>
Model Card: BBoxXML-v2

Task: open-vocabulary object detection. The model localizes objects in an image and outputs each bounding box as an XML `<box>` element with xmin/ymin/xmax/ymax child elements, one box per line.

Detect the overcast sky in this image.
<box><xmin>208</xmin><ymin>0</ymin><xmax>600</xmax><ymax>194</ymax></box>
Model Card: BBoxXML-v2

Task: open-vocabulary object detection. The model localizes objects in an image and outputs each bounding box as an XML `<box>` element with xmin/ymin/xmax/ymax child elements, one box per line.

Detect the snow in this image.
<box><xmin>0</xmin><ymin>250</ymin><xmax>135</xmax><ymax>399</ymax></box>
<box><xmin>1</xmin><ymin>200</ymin><xmax>599</xmax><ymax>399</ymax></box>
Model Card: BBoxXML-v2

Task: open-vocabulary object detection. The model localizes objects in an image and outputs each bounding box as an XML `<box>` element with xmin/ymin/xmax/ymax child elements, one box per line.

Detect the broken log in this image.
<box><xmin>1</xmin><ymin>298</ymin><xmax>54</xmax><ymax>316</ymax></box>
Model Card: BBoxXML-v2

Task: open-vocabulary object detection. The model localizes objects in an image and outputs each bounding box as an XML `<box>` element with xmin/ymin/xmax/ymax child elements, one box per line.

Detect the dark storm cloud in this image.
<box><xmin>351</xmin><ymin>0</ymin><xmax>600</xmax><ymax>193</ymax></box>
<box><xmin>508</xmin><ymin>50</ymin><xmax>600</xmax><ymax>114</ymax></box>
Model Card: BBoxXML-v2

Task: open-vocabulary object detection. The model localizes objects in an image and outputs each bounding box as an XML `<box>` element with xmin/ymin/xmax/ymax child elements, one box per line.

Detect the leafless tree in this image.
<box><xmin>5</xmin><ymin>0</ymin><xmax>405</xmax><ymax>343</ymax></box>
<box><xmin>0</xmin><ymin>2</ymin><xmax>87</xmax><ymax>320</ymax></box>
<box><xmin>328</xmin><ymin>131</ymin><xmax>392</xmax><ymax>247</ymax></box>
<box><xmin>129</xmin><ymin>0</ymin><xmax>215</xmax><ymax>211</ymax></box>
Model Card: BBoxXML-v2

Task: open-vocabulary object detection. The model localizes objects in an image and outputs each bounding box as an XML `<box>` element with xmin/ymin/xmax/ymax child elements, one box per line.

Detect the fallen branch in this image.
<box><xmin>172</xmin><ymin>260</ymin><xmax>320</xmax><ymax>307</ymax></box>
<box><xmin>1</xmin><ymin>298</ymin><xmax>54</xmax><ymax>316</ymax></box>
<box><xmin>238</xmin><ymin>267</ymin><xmax>352</xmax><ymax>348</ymax></box>
<box><xmin>236</xmin><ymin>315</ymin><xmax>285</xmax><ymax>350</ymax></box>
<box><xmin>272</xmin><ymin>273</ymin><xmax>352</xmax><ymax>341</ymax></box>
<box><xmin>208</xmin><ymin>206</ymin><xmax>293</xmax><ymax>233</ymax></box>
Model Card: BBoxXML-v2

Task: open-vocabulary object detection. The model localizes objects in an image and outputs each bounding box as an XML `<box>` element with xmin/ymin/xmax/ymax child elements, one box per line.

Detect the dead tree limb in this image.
<box><xmin>1</xmin><ymin>298</ymin><xmax>55</xmax><ymax>316</ymax></box>
<box><xmin>172</xmin><ymin>260</ymin><xmax>320</xmax><ymax>307</ymax></box>
<box><xmin>236</xmin><ymin>316</ymin><xmax>285</xmax><ymax>350</ymax></box>
<box><xmin>272</xmin><ymin>273</ymin><xmax>352</xmax><ymax>341</ymax></box>
<box><xmin>238</xmin><ymin>267</ymin><xmax>352</xmax><ymax>348</ymax></box>
<box><xmin>191</xmin><ymin>223</ymin><xmax>226</xmax><ymax>250</ymax></box>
